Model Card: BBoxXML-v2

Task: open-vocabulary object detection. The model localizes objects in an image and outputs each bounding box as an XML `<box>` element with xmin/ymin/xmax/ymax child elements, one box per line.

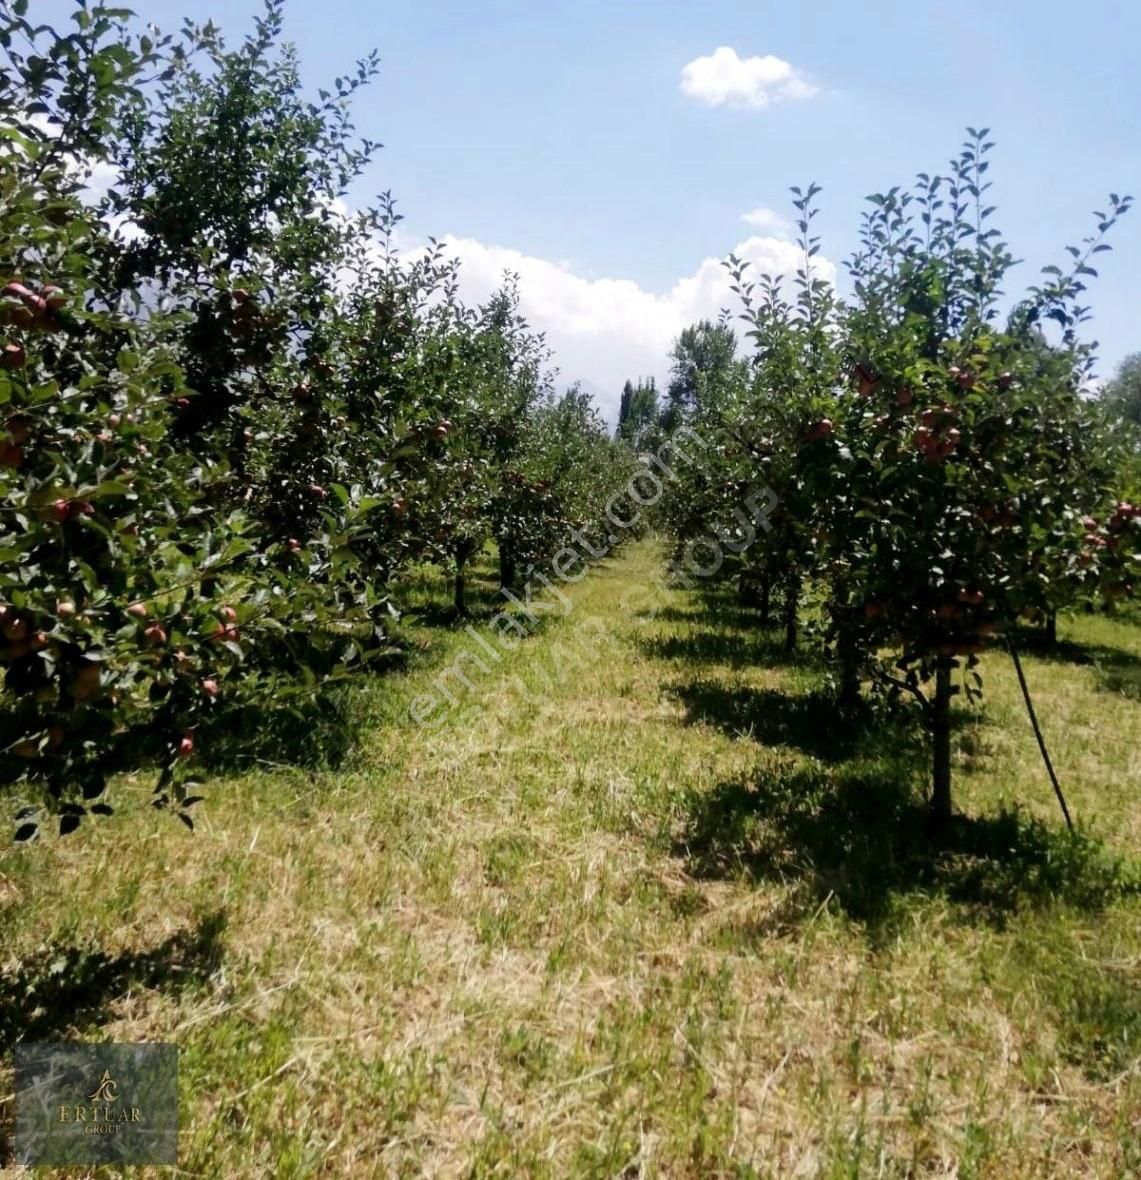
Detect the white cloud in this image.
<box><xmin>680</xmin><ymin>47</ymin><xmax>817</xmax><ymax>110</ymax></box>
<box><xmin>741</xmin><ymin>206</ymin><xmax>793</xmax><ymax>236</ymax></box>
<box><xmin>441</xmin><ymin>233</ymin><xmax>835</xmax><ymax>422</ymax></box>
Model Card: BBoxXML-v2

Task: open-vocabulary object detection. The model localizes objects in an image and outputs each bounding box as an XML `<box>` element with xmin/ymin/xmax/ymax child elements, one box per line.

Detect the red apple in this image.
<box><xmin>0</xmin><ymin>442</ymin><xmax>23</xmax><ymax>468</ymax></box>
<box><xmin>851</xmin><ymin>364</ymin><xmax>878</xmax><ymax>396</ymax></box>
<box><xmin>219</xmin><ymin>605</ymin><xmax>238</xmax><ymax>623</ymax></box>
<box><xmin>57</xmin><ymin>600</ymin><xmax>77</xmax><ymax>619</ymax></box>
<box><xmin>896</xmin><ymin>387</ymin><xmax>914</xmax><ymax>407</ymax></box>
<box><xmin>1</xmin><ymin>283</ymin><xmax>44</xmax><ymax>323</ymax></box>
<box><xmin>127</xmin><ymin>602</ymin><xmax>148</xmax><ymax>618</ymax></box>
<box><xmin>40</xmin><ymin>285</ymin><xmax>66</xmax><ymax>311</ymax></box>
<box><xmin>144</xmin><ymin>622</ymin><xmax>167</xmax><ymax>646</ymax></box>
<box><xmin>2</xmin><ymin>342</ymin><xmax>25</xmax><ymax>370</ymax></box>
<box><xmin>49</xmin><ymin>498</ymin><xmax>70</xmax><ymax>522</ymax></box>
<box><xmin>178</xmin><ymin>733</ymin><xmax>195</xmax><ymax>759</ymax></box>
<box><xmin>287</xmin><ymin>538</ymin><xmax>302</xmax><ymax>552</ymax></box>
<box><xmin>2</xmin><ymin>615</ymin><xmax>28</xmax><ymax>642</ymax></box>
<box><xmin>201</xmin><ymin>678</ymin><xmax>220</xmax><ymax>699</ymax></box>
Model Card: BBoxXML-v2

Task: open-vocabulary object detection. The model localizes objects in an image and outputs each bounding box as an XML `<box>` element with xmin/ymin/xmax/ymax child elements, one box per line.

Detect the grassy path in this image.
<box><xmin>2</xmin><ymin>541</ymin><xmax>1139</xmax><ymax>1177</ymax></box>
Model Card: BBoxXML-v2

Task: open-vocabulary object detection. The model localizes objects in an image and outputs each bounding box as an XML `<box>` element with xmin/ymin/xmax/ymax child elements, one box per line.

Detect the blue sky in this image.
<box><xmin>68</xmin><ymin>1</ymin><xmax>1141</xmax><ymax>415</ymax></box>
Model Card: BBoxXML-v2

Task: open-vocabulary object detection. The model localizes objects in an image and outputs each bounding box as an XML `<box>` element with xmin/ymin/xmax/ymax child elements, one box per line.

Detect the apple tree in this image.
<box><xmin>823</xmin><ymin>131</ymin><xmax>1131</xmax><ymax>826</ymax></box>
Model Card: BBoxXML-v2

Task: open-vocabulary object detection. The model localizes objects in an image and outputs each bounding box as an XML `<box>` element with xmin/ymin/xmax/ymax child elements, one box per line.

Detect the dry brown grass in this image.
<box><xmin>2</xmin><ymin>543</ymin><xmax>1139</xmax><ymax>1177</ymax></box>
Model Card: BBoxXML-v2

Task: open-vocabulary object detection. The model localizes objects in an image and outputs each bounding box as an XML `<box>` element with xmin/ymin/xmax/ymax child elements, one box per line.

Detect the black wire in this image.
<box><xmin>1009</xmin><ymin>640</ymin><xmax>1076</xmax><ymax>834</ymax></box>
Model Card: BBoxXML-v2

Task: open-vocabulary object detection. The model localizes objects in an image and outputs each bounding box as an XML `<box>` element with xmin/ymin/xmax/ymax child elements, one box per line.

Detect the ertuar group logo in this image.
<box><xmin>14</xmin><ymin>1043</ymin><xmax>179</xmax><ymax>1166</ymax></box>
<box><xmin>90</xmin><ymin>1070</ymin><xmax>119</xmax><ymax>1103</ymax></box>
<box><xmin>52</xmin><ymin>1068</ymin><xmax>144</xmax><ymax>1136</ymax></box>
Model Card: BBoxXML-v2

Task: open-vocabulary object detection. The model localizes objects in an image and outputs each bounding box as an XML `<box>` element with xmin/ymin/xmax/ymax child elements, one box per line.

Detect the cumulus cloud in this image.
<box><xmin>741</xmin><ymin>206</ymin><xmax>794</xmax><ymax>236</ymax></box>
<box><xmin>680</xmin><ymin>47</ymin><xmax>817</xmax><ymax>110</ymax></box>
<box><xmin>440</xmin><ymin>233</ymin><xmax>835</xmax><ymax>422</ymax></box>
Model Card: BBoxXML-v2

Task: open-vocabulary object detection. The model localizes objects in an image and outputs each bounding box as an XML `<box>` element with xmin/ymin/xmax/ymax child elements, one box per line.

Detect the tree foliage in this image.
<box><xmin>0</xmin><ymin>1</ymin><xmax>636</xmax><ymax>840</ymax></box>
<box><xmin>661</xmin><ymin>132</ymin><xmax>1136</xmax><ymax>826</ymax></box>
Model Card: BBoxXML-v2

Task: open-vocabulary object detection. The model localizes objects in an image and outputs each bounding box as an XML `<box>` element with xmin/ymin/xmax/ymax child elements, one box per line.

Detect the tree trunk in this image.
<box><xmin>454</xmin><ymin>560</ymin><xmax>467</xmax><ymax>617</ymax></box>
<box><xmin>1044</xmin><ymin>610</ymin><xmax>1057</xmax><ymax>645</ymax></box>
<box><xmin>783</xmin><ymin>574</ymin><xmax>799</xmax><ymax>653</ymax></box>
<box><xmin>499</xmin><ymin>543</ymin><xmax>515</xmax><ymax>592</ymax></box>
<box><xmin>931</xmin><ymin>660</ymin><xmax>954</xmax><ymax>832</ymax></box>
<box><xmin>759</xmin><ymin>577</ymin><xmax>771</xmax><ymax>627</ymax></box>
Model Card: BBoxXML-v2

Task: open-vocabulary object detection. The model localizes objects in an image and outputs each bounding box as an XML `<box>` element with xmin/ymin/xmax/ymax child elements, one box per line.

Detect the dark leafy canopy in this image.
<box><xmin>660</xmin><ymin>131</ymin><xmax>1135</xmax><ymax>825</ymax></box>
<box><xmin>0</xmin><ymin>0</ymin><xmax>639</xmax><ymax>841</ymax></box>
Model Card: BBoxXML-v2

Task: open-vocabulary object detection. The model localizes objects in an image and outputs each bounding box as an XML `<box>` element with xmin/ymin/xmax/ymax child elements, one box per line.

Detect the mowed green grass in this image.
<box><xmin>1</xmin><ymin>541</ymin><xmax>1139</xmax><ymax>1178</ymax></box>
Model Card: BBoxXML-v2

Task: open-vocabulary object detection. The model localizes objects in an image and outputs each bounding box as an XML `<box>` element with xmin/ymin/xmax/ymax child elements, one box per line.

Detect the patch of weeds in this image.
<box><xmin>1006</xmin><ymin>923</ymin><xmax>1141</xmax><ymax>1081</ymax></box>
<box><xmin>483</xmin><ymin>832</ymin><xmax>538</xmax><ymax>887</ymax></box>
<box><xmin>678</xmin><ymin>762</ymin><xmax>1139</xmax><ymax>928</ymax></box>
<box><xmin>498</xmin><ymin>1023</ymin><xmax>556</xmax><ymax>1084</ymax></box>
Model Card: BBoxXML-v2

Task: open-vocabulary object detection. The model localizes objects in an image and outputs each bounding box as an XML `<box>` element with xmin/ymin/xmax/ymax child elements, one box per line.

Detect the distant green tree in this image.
<box><xmin>616</xmin><ymin>377</ymin><xmax>658</xmax><ymax>448</ymax></box>
<box><xmin>666</xmin><ymin>320</ymin><xmax>743</xmax><ymax>416</ymax></box>
<box><xmin>618</xmin><ymin>380</ymin><xmax>635</xmax><ymax>427</ymax></box>
<box><xmin>1102</xmin><ymin>352</ymin><xmax>1141</xmax><ymax>430</ymax></box>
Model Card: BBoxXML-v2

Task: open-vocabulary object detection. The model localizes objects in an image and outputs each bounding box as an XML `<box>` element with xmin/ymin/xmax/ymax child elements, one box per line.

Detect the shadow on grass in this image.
<box><xmin>677</xmin><ymin>767</ymin><xmax>1138</xmax><ymax>930</ymax></box>
<box><xmin>403</xmin><ymin>581</ymin><xmax>506</xmax><ymax>627</ymax></box>
<box><xmin>1011</xmin><ymin>626</ymin><xmax>1141</xmax><ymax>668</ymax></box>
<box><xmin>0</xmin><ymin>909</ymin><xmax>226</xmax><ymax>1053</ymax></box>
<box><xmin>641</xmin><ymin>631</ymin><xmax>812</xmax><ymax>671</ymax></box>
<box><xmin>669</xmin><ymin>683</ymin><xmax>928</xmax><ymax>764</ymax></box>
<box><xmin>198</xmin><ymin>683</ymin><xmax>366</xmax><ymax>773</ymax></box>
<box><xmin>1010</xmin><ymin>625</ymin><xmax>1141</xmax><ymax>701</ymax></box>
<box><xmin>1097</xmin><ymin>663</ymin><xmax>1141</xmax><ymax>702</ymax></box>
